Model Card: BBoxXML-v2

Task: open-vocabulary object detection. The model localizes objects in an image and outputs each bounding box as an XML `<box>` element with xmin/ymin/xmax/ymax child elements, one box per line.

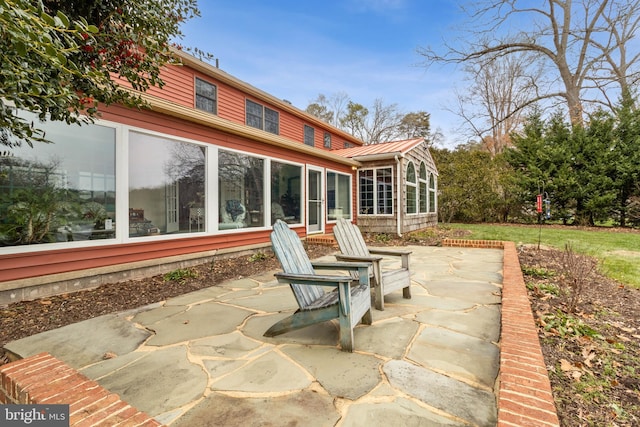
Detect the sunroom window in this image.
<box><xmin>327</xmin><ymin>171</ymin><xmax>351</xmax><ymax>220</ymax></box>
<box><xmin>406</xmin><ymin>162</ymin><xmax>417</xmax><ymax>214</ymax></box>
<box><xmin>129</xmin><ymin>132</ymin><xmax>205</xmax><ymax>236</ymax></box>
<box><xmin>271</xmin><ymin>161</ymin><xmax>302</xmax><ymax>225</ymax></box>
<box><xmin>218</xmin><ymin>150</ymin><xmax>264</xmax><ymax>229</ymax></box>
<box><xmin>0</xmin><ymin>111</ymin><xmax>116</xmax><ymax>246</ymax></box>
<box><xmin>359</xmin><ymin>168</ymin><xmax>392</xmax><ymax>215</ymax></box>
<box><xmin>429</xmin><ymin>173</ymin><xmax>437</xmax><ymax>213</ymax></box>
<box><xmin>419</xmin><ymin>162</ymin><xmax>428</xmax><ymax>213</ymax></box>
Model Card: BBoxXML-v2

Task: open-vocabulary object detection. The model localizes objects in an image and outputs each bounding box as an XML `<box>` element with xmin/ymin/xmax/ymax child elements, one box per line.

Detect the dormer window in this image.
<box><xmin>195</xmin><ymin>77</ymin><xmax>217</xmax><ymax>114</ymax></box>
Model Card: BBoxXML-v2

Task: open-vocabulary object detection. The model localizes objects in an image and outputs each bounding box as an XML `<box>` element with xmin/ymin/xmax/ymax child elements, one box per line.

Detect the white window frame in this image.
<box><xmin>326</xmin><ymin>169</ymin><xmax>352</xmax><ymax>222</ymax></box>
<box><xmin>406</xmin><ymin>161</ymin><xmax>418</xmax><ymax>215</ymax></box>
<box><xmin>358</xmin><ymin>167</ymin><xmax>394</xmax><ymax>216</ymax></box>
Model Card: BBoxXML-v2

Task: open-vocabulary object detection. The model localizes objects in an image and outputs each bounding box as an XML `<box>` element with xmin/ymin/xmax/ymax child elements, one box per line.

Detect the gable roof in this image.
<box><xmin>331</xmin><ymin>137</ymin><xmax>438</xmax><ymax>174</ymax></box>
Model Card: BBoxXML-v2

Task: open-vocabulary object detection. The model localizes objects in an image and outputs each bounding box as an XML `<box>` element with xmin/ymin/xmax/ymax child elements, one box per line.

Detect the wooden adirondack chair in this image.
<box><xmin>265</xmin><ymin>219</ymin><xmax>373</xmax><ymax>352</ymax></box>
<box><xmin>333</xmin><ymin>218</ymin><xmax>412</xmax><ymax>311</ymax></box>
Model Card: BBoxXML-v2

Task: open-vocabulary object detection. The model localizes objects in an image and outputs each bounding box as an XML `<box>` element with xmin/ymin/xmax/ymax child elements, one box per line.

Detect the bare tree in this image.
<box><xmin>306</xmin><ymin>92</ymin><xmax>350</xmax><ymax>127</ymax></box>
<box><xmin>419</xmin><ymin>0</ymin><xmax>640</xmax><ymax>126</ymax></box>
<box><xmin>453</xmin><ymin>53</ymin><xmax>541</xmax><ymax>156</ymax></box>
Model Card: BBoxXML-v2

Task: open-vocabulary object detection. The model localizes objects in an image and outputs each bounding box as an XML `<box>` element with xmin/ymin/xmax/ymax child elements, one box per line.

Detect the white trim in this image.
<box><xmin>306</xmin><ymin>165</ymin><xmax>324</xmax><ymax>234</ymax></box>
<box><xmin>325</xmin><ymin>168</ymin><xmax>353</xmax><ymax>223</ymax></box>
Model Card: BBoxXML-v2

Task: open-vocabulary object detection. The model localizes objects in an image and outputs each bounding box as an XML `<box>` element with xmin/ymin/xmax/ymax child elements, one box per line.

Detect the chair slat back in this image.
<box><xmin>270</xmin><ymin>220</ymin><xmax>325</xmax><ymax>308</ymax></box>
<box><xmin>334</xmin><ymin>218</ymin><xmax>371</xmax><ymax>257</ymax></box>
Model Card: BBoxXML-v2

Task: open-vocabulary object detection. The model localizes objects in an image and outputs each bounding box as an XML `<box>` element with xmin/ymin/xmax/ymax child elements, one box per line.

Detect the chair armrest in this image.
<box><xmin>334</xmin><ymin>254</ymin><xmax>383</xmax><ymax>263</ymax></box>
<box><xmin>311</xmin><ymin>261</ymin><xmax>372</xmax><ymax>270</ymax></box>
<box><xmin>275</xmin><ymin>272</ymin><xmax>351</xmax><ymax>286</ymax></box>
<box><xmin>368</xmin><ymin>248</ymin><xmax>412</xmax><ymax>257</ymax></box>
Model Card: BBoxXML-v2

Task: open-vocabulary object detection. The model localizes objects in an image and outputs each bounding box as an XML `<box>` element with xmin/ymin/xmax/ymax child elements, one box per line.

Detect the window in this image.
<box><xmin>271</xmin><ymin>161</ymin><xmax>302</xmax><ymax>225</ymax></box>
<box><xmin>327</xmin><ymin>171</ymin><xmax>351</xmax><ymax>220</ymax></box>
<box><xmin>0</xmin><ymin>112</ymin><xmax>116</xmax><ymax>246</ymax></box>
<box><xmin>218</xmin><ymin>150</ymin><xmax>264</xmax><ymax>229</ymax></box>
<box><xmin>429</xmin><ymin>173</ymin><xmax>437</xmax><ymax>213</ymax></box>
<box><xmin>304</xmin><ymin>125</ymin><xmax>315</xmax><ymax>147</ymax></box>
<box><xmin>359</xmin><ymin>168</ymin><xmax>392</xmax><ymax>215</ymax></box>
<box><xmin>419</xmin><ymin>162</ymin><xmax>428</xmax><ymax>213</ymax></box>
<box><xmin>246</xmin><ymin>99</ymin><xmax>279</xmax><ymax>134</ymax></box>
<box><xmin>323</xmin><ymin>132</ymin><xmax>331</xmax><ymax>148</ymax></box>
<box><xmin>344</xmin><ymin>142</ymin><xmax>353</xmax><ymax>149</ymax></box>
<box><xmin>129</xmin><ymin>132</ymin><xmax>205</xmax><ymax>237</ymax></box>
<box><xmin>195</xmin><ymin>77</ymin><xmax>217</xmax><ymax>114</ymax></box>
<box><xmin>406</xmin><ymin>162</ymin><xmax>417</xmax><ymax>214</ymax></box>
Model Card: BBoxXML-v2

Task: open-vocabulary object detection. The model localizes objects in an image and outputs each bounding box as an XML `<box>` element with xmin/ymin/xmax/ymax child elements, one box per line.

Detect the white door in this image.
<box><xmin>166</xmin><ymin>182</ymin><xmax>179</xmax><ymax>233</ymax></box>
<box><xmin>307</xmin><ymin>167</ymin><xmax>324</xmax><ymax>233</ymax></box>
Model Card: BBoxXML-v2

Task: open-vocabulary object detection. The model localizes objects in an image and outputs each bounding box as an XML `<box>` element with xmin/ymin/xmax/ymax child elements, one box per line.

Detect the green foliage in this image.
<box><xmin>374</xmin><ymin>233</ymin><xmax>392</xmax><ymax>243</ymax></box>
<box><xmin>163</xmin><ymin>268</ymin><xmax>198</xmax><ymax>283</ymax></box>
<box><xmin>542</xmin><ymin>310</ymin><xmax>601</xmax><ymax>339</ymax></box>
<box><xmin>432</xmin><ymin>147</ymin><xmax>518</xmax><ymax>223</ymax></box>
<box><xmin>447</xmin><ymin>223</ymin><xmax>640</xmax><ymax>288</ymax></box>
<box><xmin>249</xmin><ymin>251</ymin><xmax>268</xmax><ymax>262</ymax></box>
<box><xmin>522</xmin><ymin>265</ymin><xmax>556</xmax><ymax>279</ymax></box>
<box><xmin>1</xmin><ymin>0</ymin><xmax>201</xmax><ymax>147</ymax></box>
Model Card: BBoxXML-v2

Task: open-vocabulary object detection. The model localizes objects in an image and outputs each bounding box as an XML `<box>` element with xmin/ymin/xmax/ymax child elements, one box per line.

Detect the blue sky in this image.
<box><xmin>180</xmin><ymin>0</ymin><xmax>465</xmax><ymax>146</ymax></box>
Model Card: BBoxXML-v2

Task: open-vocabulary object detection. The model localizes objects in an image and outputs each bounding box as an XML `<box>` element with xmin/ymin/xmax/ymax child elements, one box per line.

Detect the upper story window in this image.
<box><xmin>323</xmin><ymin>132</ymin><xmax>331</xmax><ymax>148</ymax></box>
<box><xmin>246</xmin><ymin>99</ymin><xmax>279</xmax><ymax>134</ymax></box>
<box><xmin>304</xmin><ymin>125</ymin><xmax>315</xmax><ymax>147</ymax></box>
<box><xmin>195</xmin><ymin>77</ymin><xmax>217</xmax><ymax>114</ymax></box>
<box><xmin>344</xmin><ymin>142</ymin><xmax>353</xmax><ymax>148</ymax></box>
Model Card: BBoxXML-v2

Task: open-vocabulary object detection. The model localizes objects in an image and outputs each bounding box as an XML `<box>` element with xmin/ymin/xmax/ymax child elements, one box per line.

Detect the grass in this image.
<box><xmin>445</xmin><ymin>223</ymin><xmax>640</xmax><ymax>288</ymax></box>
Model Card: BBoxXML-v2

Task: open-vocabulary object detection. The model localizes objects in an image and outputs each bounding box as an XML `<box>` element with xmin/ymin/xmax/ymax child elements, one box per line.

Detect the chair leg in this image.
<box><xmin>403</xmin><ymin>285</ymin><xmax>412</xmax><ymax>299</ymax></box>
<box><xmin>372</xmin><ymin>260</ymin><xmax>385</xmax><ymax>311</ymax></box>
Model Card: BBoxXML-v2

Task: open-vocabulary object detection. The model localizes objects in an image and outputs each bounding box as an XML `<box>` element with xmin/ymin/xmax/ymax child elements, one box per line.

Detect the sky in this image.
<box><xmin>180</xmin><ymin>0</ymin><xmax>466</xmax><ymax>147</ymax></box>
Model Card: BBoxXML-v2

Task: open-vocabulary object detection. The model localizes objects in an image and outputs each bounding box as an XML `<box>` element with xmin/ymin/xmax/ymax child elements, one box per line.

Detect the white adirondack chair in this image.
<box><xmin>333</xmin><ymin>218</ymin><xmax>411</xmax><ymax>310</ymax></box>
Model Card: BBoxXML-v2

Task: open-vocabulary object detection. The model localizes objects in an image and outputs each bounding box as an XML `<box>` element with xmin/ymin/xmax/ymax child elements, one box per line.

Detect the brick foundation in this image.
<box><xmin>0</xmin><ymin>352</ymin><xmax>162</xmax><ymax>426</ymax></box>
<box><xmin>442</xmin><ymin>239</ymin><xmax>560</xmax><ymax>426</ymax></box>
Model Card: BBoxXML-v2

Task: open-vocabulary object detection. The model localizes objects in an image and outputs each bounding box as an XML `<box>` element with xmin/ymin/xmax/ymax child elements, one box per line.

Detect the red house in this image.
<box><xmin>0</xmin><ymin>49</ymin><xmax>437</xmax><ymax>305</ymax></box>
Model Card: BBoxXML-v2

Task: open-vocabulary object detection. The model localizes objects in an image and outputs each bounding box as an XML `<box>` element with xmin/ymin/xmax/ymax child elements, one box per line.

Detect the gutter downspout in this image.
<box><xmin>395</xmin><ymin>155</ymin><xmax>402</xmax><ymax>237</ymax></box>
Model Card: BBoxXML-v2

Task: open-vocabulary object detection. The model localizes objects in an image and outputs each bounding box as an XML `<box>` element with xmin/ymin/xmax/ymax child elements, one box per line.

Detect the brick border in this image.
<box><xmin>0</xmin><ymin>352</ymin><xmax>162</xmax><ymax>426</ymax></box>
<box><xmin>442</xmin><ymin>239</ymin><xmax>560</xmax><ymax>427</ymax></box>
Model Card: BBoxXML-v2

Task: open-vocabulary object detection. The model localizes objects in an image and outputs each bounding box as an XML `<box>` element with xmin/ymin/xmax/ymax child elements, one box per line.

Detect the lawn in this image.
<box><xmin>444</xmin><ymin>223</ymin><xmax>640</xmax><ymax>288</ymax></box>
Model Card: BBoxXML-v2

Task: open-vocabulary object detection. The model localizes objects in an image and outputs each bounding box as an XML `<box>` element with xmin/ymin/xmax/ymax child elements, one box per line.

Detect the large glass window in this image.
<box><xmin>218</xmin><ymin>150</ymin><xmax>264</xmax><ymax>229</ymax></box>
<box><xmin>195</xmin><ymin>77</ymin><xmax>217</xmax><ymax>114</ymax></box>
<box><xmin>246</xmin><ymin>99</ymin><xmax>279</xmax><ymax>134</ymax></box>
<box><xmin>358</xmin><ymin>168</ymin><xmax>392</xmax><ymax>215</ymax></box>
<box><xmin>129</xmin><ymin>132</ymin><xmax>205</xmax><ymax>237</ymax></box>
<box><xmin>271</xmin><ymin>161</ymin><xmax>301</xmax><ymax>225</ymax></box>
<box><xmin>406</xmin><ymin>162</ymin><xmax>417</xmax><ymax>214</ymax></box>
<box><xmin>419</xmin><ymin>162</ymin><xmax>428</xmax><ymax>213</ymax></box>
<box><xmin>327</xmin><ymin>171</ymin><xmax>351</xmax><ymax>220</ymax></box>
<box><xmin>0</xmin><ymin>112</ymin><xmax>116</xmax><ymax>245</ymax></box>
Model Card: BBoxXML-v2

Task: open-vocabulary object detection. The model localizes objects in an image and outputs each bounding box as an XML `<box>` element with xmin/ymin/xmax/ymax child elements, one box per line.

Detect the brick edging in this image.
<box><xmin>442</xmin><ymin>239</ymin><xmax>560</xmax><ymax>426</ymax></box>
<box><xmin>0</xmin><ymin>352</ymin><xmax>163</xmax><ymax>426</ymax></box>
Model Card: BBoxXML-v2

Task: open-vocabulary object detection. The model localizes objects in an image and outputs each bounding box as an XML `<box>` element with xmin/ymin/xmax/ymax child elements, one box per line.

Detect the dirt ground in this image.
<box><xmin>1</xmin><ymin>226</ymin><xmax>639</xmax><ymax>426</ymax></box>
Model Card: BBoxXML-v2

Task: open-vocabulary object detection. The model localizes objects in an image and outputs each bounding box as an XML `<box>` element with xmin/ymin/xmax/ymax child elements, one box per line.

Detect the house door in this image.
<box><xmin>165</xmin><ymin>182</ymin><xmax>179</xmax><ymax>233</ymax></box>
<box><xmin>307</xmin><ymin>167</ymin><xmax>324</xmax><ymax>233</ymax></box>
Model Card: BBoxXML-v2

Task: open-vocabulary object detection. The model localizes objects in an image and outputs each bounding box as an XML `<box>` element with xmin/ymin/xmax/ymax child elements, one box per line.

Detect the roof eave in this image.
<box><xmin>137</xmin><ymin>92</ymin><xmax>361</xmax><ymax>167</ymax></box>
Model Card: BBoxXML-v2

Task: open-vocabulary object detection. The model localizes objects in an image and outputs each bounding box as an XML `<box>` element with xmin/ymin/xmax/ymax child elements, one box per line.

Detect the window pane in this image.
<box><xmin>304</xmin><ymin>125</ymin><xmax>314</xmax><ymax>146</ymax></box>
<box><xmin>265</xmin><ymin>108</ymin><xmax>279</xmax><ymax>134</ymax></box>
<box><xmin>271</xmin><ymin>161</ymin><xmax>301</xmax><ymax>224</ymax></box>
<box><xmin>377</xmin><ymin>168</ymin><xmax>393</xmax><ymax>214</ymax></box>
<box><xmin>429</xmin><ymin>174</ymin><xmax>436</xmax><ymax>213</ymax></box>
<box><xmin>419</xmin><ymin>181</ymin><xmax>427</xmax><ymax>213</ymax></box>
<box><xmin>406</xmin><ymin>186</ymin><xmax>417</xmax><ymax>214</ymax></box>
<box><xmin>129</xmin><ymin>132</ymin><xmax>205</xmax><ymax>237</ymax></box>
<box><xmin>323</xmin><ymin>132</ymin><xmax>331</xmax><ymax>148</ymax></box>
<box><xmin>219</xmin><ymin>150</ymin><xmax>264</xmax><ymax>229</ymax></box>
<box><xmin>327</xmin><ymin>172</ymin><xmax>351</xmax><ymax>220</ymax></box>
<box><xmin>195</xmin><ymin>78</ymin><xmax>217</xmax><ymax>114</ymax></box>
<box><xmin>0</xmin><ymin>113</ymin><xmax>116</xmax><ymax>245</ymax></box>
<box><xmin>246</xmin><ymin>100</ymin><xmax>263</xmax><ymax>130</ymax></box>
<box><xmin>406</xmin><ymin>162</ymin><xmax>416</xmax><ymax>182</ymax></box>
<box><xmin>359</xmin><ymin>170</ymin><xmax>374</xmax><ymax>215</ymax></box>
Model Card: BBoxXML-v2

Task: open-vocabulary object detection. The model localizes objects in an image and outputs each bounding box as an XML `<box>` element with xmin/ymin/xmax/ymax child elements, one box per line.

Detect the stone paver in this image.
<box><xmin>5</xmin><ymin>245</ymin><xmax>504</xmax><ymax>426</ymax></box>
